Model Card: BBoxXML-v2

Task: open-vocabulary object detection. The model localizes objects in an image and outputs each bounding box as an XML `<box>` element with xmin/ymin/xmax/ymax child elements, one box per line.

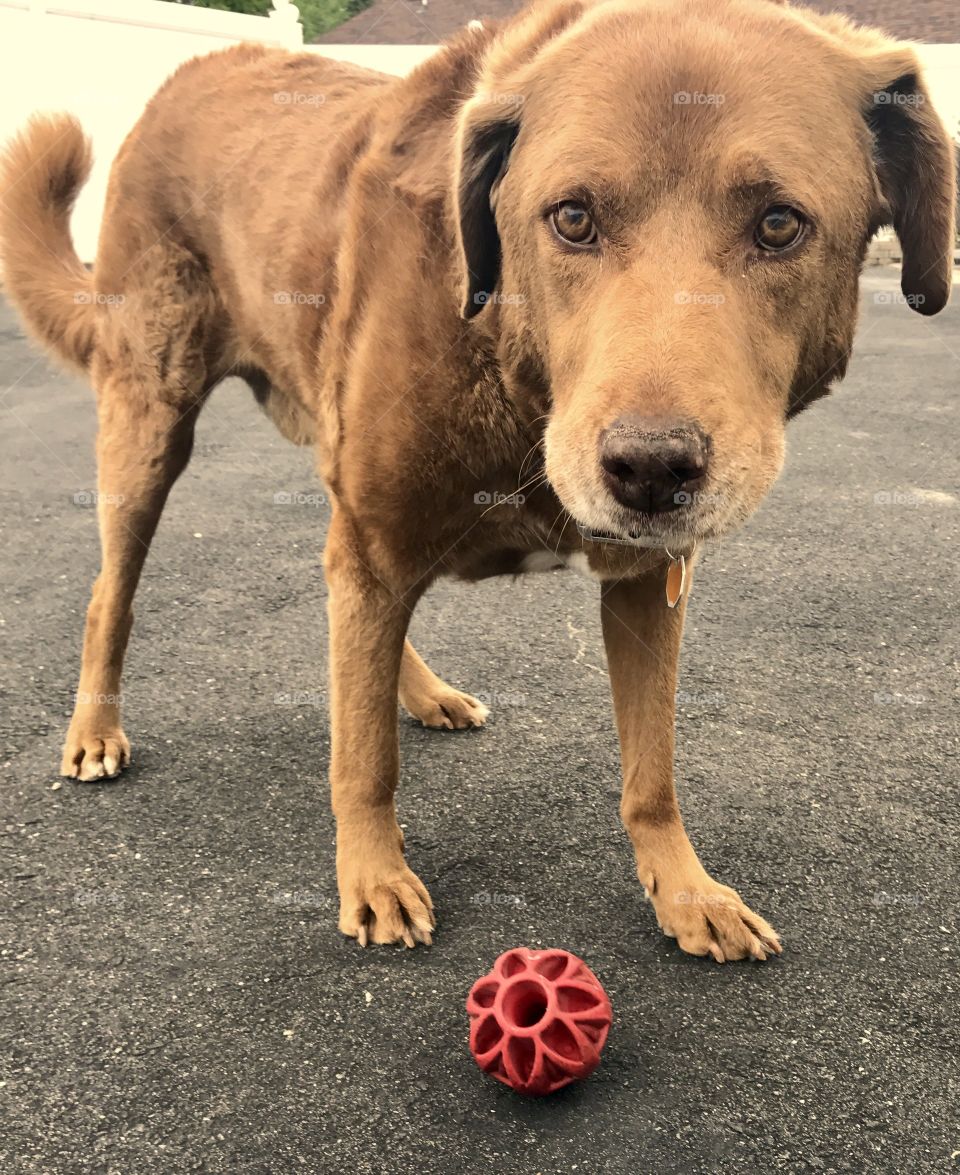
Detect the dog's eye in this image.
<box><xmin>551</xmin><ymin>201</ymin><xmax>598</xmax><ymax>247</ymax></box>
<box><xmin>755</xmin><ymin>206</ymin><xmax>806</xmax><ymax>252</ymax></box>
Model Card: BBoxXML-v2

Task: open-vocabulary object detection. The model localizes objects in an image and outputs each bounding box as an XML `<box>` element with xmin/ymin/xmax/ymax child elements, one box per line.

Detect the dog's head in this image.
<box><xmin>453</xmin><ymin>0</ymin><xmax>955</xmax><ymax>548</ymax></box>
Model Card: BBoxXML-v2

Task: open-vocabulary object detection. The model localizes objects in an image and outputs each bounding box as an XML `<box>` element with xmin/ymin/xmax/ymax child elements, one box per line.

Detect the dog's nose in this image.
<box><xmin>599</xmin><ymin>416</ymin><xmax>711</xmax><ymax>514</ymax></box>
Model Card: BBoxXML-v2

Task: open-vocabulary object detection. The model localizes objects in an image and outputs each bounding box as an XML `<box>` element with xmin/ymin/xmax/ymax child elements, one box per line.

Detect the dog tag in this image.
<box><xmin>665</xmin><ymin>555</ymin><xmax>687</xmax><ymax>608</ymax></box>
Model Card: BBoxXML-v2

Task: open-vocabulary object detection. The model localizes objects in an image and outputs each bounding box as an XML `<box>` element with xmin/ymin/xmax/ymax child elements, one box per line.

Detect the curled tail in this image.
<box><xmin>0</xmin><ymin>114</ymin><xmax>96</xmax><ymax>373</ymax></box>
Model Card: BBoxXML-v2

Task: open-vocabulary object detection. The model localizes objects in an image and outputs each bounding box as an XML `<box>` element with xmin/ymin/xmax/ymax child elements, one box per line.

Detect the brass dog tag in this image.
<box><xmin>665</xmin><ymin>555</ymin><xmax>687</xmax><ymax>608</ymax></box>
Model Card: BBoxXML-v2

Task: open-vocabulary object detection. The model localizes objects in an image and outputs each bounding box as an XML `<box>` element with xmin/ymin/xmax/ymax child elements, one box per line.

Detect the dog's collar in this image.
<box><xmin>576</xmin><ymin>523</ymin><xmax>664</xmax><ymax>548</ymax></box>
<box><xmin>576</xmin><ymin>523</ymin><xmax>690</xmax><ymax>608</ymax></box>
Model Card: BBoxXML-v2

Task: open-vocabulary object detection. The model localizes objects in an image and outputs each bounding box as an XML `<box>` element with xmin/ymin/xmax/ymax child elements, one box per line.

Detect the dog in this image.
<box><xmin>0</xmin><ymin>0</ymin><xmax>954</xmax><ymax>960</ymax></box>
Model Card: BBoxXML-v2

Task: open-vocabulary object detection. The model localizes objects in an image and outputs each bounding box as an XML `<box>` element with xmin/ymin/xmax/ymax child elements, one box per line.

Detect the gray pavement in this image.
<box><xmin>1</xmin><ymin>272</ymin><xmax>958</xmax><ymax>1173</ymax></box>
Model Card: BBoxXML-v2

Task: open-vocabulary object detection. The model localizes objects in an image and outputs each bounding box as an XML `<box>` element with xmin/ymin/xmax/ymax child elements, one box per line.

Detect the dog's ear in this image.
<box><xmin>863</xmin><ymin>50</ymin><xmax>956</xmax><ymax>315</ymax></box>
<box><xmin>453</xmin><ymin>99</ymin><xmax>520</xmax><ymax>319</ymax></box>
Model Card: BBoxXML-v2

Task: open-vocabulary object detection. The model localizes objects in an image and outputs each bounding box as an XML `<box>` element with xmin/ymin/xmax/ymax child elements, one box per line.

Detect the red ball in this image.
<box><xmin>466</xmin><ymin>948</ymin><xmax>612</xmax><ymax>1096</ymax></box>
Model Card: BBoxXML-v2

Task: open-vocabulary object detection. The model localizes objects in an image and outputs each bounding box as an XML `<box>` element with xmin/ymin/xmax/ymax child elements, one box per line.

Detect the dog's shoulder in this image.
<box><xmin>359</xmin><ymin>24</ymin><xmax>501</xmax><ymax>194</ymax></box>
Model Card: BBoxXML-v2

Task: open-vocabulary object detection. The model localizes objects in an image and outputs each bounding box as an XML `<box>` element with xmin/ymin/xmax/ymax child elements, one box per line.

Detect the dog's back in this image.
<box><xmin>0</xmin><ymin>44</ymin><xmax>390</xmax><ymax>387</ymax></box>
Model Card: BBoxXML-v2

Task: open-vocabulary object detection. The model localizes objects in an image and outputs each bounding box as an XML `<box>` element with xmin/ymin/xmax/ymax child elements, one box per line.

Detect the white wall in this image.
<box><xmin>914</xmin><ymin>45</ymin><xmax>960</xmax><ymax>140</ymax></box>
<box><xmin>1</xmin><ymin>0</ymin><xmax>958</xmax><ymax>263</ymax></box>
<box><xmin>0</xmin><ymin>0</ymin><xmax>310</xmax><ymax>260</ymax></box>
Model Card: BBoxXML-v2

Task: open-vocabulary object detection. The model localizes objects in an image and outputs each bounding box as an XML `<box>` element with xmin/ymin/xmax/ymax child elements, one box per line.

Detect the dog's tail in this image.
<box><xmin>0</xmin><ymin>115</ymin><xmax>96</xmax><ymax>374</ymax></box>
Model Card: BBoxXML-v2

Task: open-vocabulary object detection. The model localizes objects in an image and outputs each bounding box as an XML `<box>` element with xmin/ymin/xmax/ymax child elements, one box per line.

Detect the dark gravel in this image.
<box><xmin>1</xmin><ymin>273</ymin><xmax>958</xmax><ymax>1173</ymax></box>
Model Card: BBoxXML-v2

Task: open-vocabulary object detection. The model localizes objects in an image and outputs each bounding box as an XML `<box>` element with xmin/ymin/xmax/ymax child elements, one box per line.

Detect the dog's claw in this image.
<box><xmin>402</xmin><ymin>687</ymin><xmax>489</xmax><ymax>731</ymax></box>
<box><xmin>651</xmin><ymin>876</ymin><xmax>782</xmax><ymax>963</ymax></box>
<box><xmin>339</xmin><ymin>864</ymin><xmax>435</xmax><ymax>948</ymax></box>
<box><xmin>61</xmin><ymin>729</ymin><xmax>130</xmax><ymax>783</ymax></box>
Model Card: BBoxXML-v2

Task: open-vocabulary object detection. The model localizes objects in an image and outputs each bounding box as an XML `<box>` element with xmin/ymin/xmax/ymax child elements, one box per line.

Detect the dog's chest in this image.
<box><xmin>518</xmin><ymin>550</ymin><xmax>597</xmax><ymax>579</ymax></box>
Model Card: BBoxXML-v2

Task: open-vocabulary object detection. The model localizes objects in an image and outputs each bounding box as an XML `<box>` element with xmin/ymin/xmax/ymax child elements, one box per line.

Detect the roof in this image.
<box><xmin>315</xmin><ymin>0</ymin><xmax>513</xmax><ymax>45</ymax></box>
<box><xmin>314</xmin><ymin>0</ymin><xmax>960</xmax><ymax>45</ymax></box>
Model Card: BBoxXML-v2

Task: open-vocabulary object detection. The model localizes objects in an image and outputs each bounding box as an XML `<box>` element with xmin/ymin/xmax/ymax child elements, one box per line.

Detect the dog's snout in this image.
<box><xmin>599</xmin><ymin>416</ymin><xmax>711</xmax><ymax>514</ymax></box>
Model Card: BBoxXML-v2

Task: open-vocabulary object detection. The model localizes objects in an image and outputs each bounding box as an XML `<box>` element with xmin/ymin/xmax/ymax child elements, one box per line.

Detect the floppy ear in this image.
<box><xmin>453</xmin><ymin>100</ymin><xmax>520</xmax><ymax>319</ymax></box>
<box><xmin>864</xmin><ymin>51</ymin><xmax>956</xmax><ymax>315</ymax></box>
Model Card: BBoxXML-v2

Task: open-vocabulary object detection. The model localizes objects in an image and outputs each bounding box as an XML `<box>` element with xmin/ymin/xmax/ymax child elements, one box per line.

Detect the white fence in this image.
<box><xmin>0</xmin><ymin>0</ymin><xmax>958</xmax><ymax>263</ymax></box>
<box><xmin>0</xmin><ymin>0</ymin><xmax>433</xmax><ymax>259</ymax></box>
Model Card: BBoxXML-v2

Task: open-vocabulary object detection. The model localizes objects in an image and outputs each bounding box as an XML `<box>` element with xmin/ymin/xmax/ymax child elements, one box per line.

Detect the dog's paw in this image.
<box><xmin>338</xmin><ymin>862</ymin><xmax>435</xmax><ymax>948</ymax></box>
<box><xmin>61</xmin><ymin>725</ymin><xmax>131</xmax><ymax>782</ymax></box>
<box><xmin>647</xmin><ymin>874</ymin><xmax>782</xmax><ymax>963</ymax></box>
<box><xmin>402</xmin><ymin>686</ymin><xmax>489</xmax><ymax>731</ymax></box>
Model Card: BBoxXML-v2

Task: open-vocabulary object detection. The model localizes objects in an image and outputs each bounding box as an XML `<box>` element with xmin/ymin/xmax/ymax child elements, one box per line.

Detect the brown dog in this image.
<box><xmin>1</xmin><ymin>0</ymin><xmax>954</xmax><ymax>960</ymax></box>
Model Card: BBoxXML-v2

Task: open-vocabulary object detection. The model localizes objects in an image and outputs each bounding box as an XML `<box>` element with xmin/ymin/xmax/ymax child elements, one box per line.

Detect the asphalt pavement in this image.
<box><xmin>1</xmin><ymin>272</ymin><xmax>958</xmax><ymax>1173</ymax></box>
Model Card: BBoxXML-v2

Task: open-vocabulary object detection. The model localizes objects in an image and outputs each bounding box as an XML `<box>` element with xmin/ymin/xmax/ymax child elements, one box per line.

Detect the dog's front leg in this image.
<box><xmin>601</xmin><ymin>571</ymin><xmax>781</xmax><ymax>962</ymax></box>
<box><xmin>324</xmin><ymin>510</ymin><xmax>434</xmax><ymax>948</ymax></box>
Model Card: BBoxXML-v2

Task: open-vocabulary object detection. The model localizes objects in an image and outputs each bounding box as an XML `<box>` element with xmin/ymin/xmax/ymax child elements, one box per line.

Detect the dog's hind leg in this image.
<box><xmin>62</xmin><ymin>368</ymin><xmax>208</xmax><ymax>780</ymax></box>
<box><xmin>61</xmin><ymin>265</ymin><xmax>212</xmax><ymax>780</ymax></box>
<box><xmin>398</xmin><ymin>640</ymin><xmax>489</xmax><ymax>730</ymax></box>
